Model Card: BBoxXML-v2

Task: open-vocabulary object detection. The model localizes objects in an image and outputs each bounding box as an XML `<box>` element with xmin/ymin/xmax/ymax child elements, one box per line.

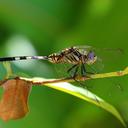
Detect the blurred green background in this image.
<box><xmin>0</xmin><ymin>0</ymin><xmax>128</xmax><ymax>128</ymax></box>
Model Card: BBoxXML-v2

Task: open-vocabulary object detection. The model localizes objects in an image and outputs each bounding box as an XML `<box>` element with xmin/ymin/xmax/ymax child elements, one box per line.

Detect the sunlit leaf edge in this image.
<box><xmin>43</xmin><ymin>81</ymin><xmax>126</xmax><ymax>127</ymax></box>
<box><xmin>19</xmin><ymin>75</ymin><xmax>127</xmax><ymax>127</ymax></box>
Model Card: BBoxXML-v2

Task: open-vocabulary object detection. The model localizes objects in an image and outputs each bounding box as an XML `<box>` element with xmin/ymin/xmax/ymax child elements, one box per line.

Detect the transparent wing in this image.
<box><xmin>74</xmin><ymin>45</ymin><xmax>93</xmax><ymax>55</ymax></box>
<box><xmin>74</xmin><ymin>45</ymin><xmax>92</xmax><ymax>49</ymax></box>
<box><xmin>74</xmin><ymin>45</ymin><xmax>124</xmax><ymax>73</ymax></box>
<box><xmin>74</xmin><ymin>45</ymin><xmax>123</xmax><ymax>57</ymax></box>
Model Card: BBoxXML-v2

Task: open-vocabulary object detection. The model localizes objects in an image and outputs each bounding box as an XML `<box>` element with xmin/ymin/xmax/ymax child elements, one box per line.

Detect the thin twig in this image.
<box><xmin>18</xmin><ymin>67</ymin><xmax>128</xmax><ymax>85</ymax></box>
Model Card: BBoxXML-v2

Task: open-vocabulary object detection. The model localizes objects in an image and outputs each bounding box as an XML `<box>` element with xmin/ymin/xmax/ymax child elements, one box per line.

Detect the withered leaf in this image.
<box><xmin>0</xmin><ymin>79</ymin><xmax>32</xmax><ymax>121</ymax></box>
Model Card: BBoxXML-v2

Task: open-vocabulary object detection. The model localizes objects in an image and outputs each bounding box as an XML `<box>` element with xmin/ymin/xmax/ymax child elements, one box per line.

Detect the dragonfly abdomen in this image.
<box><xmin>0</xmin><ymin>56</ymin><xmax>48</xmax><ymax>62</ymax></box>
<box><xmin>0</xmin><ymin>56</ymin><xmax>30</xmax><ymax>61</ymax></box>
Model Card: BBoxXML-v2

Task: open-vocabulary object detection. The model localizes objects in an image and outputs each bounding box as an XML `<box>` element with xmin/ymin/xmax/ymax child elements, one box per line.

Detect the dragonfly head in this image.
<box><xmin>86</xmin><ymin>51</ymin><xmax>97</xmax><ymax>65</ymax></box>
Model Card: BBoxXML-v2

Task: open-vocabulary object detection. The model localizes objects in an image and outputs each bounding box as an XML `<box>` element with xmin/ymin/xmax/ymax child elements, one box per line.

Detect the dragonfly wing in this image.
<box><xmin>91</xmin><ymin>47</ymin><xmax>124</xmax><ymax>72</ymax></box>
<box><xmin>74</xmin><ymin>45</ymin><xmax>123</xmax><ymax>72</ymax></box>
<box><xmin>74</xmin><ymin>45</ymin><xmax>93</xmax><ymax>55</ymax></box>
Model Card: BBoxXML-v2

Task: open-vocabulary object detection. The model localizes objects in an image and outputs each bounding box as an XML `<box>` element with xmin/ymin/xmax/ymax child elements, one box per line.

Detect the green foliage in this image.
<box><xmin>45</xmin><ymin>81</ymin><xmax>126</xmax><ymax>127</ymax></box>
<box><xmin>0</xmin><ymin>0</ymin><xmax>128</xmax><ymax>128</ymax></box>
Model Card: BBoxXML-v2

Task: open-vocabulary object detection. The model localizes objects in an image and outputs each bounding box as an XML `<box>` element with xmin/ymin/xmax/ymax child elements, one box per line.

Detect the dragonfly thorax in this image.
<box><xmin>48</xmin><ymin>53</ymin><xmax>63</xmax><ymax>63</ymax></box>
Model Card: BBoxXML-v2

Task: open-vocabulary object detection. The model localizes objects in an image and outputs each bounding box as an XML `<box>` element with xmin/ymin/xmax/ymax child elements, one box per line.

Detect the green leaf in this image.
<box><xmin>44</xmin><ymin>81</ymin><xmax>126</xmax><ymax>127</ymax></box>
<box><xmin>20</xmin><ymin>76</ymin><xmax>126</xmax><ymax>127</ymax></box>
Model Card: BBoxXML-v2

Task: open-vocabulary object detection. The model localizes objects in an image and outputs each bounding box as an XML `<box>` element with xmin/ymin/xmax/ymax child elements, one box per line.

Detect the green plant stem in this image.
<box><xmin>19</xmin><ymin>67</ymin><xmax>128</xmax><ymax>85</ymax></box>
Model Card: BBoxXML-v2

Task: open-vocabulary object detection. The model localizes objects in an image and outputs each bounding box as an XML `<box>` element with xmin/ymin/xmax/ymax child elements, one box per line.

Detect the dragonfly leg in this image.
<box><xmin>81</xmin><ymin>64</ymin><xmax>95</xmax><ymax>78</ymax></box>
<box><xmin>67</xmin><ymin>64</ymin><xmax>79</xmax><ymax>78</ymax></box>
<box><xmin>72</xmin><ymin>66</ymin><xmax>79</xmax><ymax>78</ymax></box>
<box><xmin>82</xmin><ymin>64</ymin><xmax>98</xmax><ymax>75</ymax></box>
<box><xmin>87</xmin><ymin>65</ymin><xmax>98</xmax><ymax>74</ymax></box>
<box><xmin>81</xmin><ymin>64</ymin><xmax>86</xmax><ymax>76</ymax></box>
<box><xmin>67</xmin><ymin>64</ymin><xmax>77</xmax><ymax>74</ymax></box>
<box><xmin>71</xmin><ymin>66</ymin><xmax>87</xmax><ymax>87</ymax></box>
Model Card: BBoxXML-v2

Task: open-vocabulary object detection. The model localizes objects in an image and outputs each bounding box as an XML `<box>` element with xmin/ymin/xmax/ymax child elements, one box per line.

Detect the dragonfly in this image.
<box><xmin>0</xmin><ymin>46</ymin><xmax>98</xmax><ymax>77</ymax></box>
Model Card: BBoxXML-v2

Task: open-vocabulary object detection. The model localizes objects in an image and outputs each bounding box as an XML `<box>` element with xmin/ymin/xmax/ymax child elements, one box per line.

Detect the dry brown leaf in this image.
<box><xmin>0</xmin><ymin>79</ymin><xmax>32</xmax><ymax>121</ymax></box>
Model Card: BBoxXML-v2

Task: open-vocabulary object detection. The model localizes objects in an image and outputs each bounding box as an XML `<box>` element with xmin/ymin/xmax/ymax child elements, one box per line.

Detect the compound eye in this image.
<box><xmin>88</xmin><ymin>51</ymin><xmax>95</xmax><ymax>60</ymax></box>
